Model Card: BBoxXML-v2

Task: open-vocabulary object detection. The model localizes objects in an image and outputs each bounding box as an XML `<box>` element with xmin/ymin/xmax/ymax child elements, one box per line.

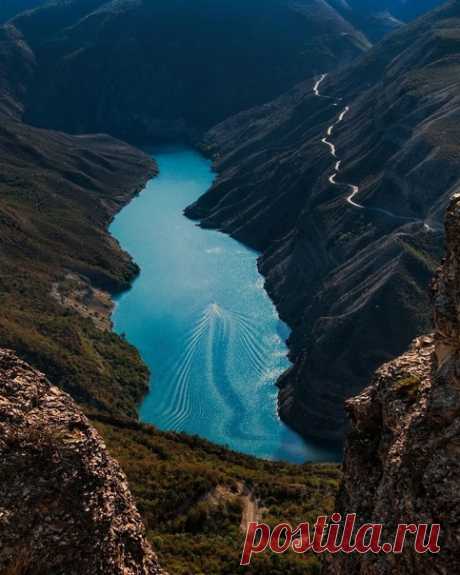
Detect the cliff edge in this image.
<box><xmin>324</xmin><ymin>194</ymin><xmax>460</xmax><ymax>573</ymax></box>
<box><xmin>0</xmin><ymin>349</ymin><xmax>164</xmax><ymax>575</ymax></box>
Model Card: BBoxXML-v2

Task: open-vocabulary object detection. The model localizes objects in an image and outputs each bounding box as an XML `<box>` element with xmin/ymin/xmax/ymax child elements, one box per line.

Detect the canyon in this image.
<box><xmin>0</xmin><ymin>0</ymin><xmax>457</xmax><ymax>573</ymax></box>
<box><xmin>187</xmin><ymin>0</ymin><xmax>460</xmax><ymax>442</ymax></box>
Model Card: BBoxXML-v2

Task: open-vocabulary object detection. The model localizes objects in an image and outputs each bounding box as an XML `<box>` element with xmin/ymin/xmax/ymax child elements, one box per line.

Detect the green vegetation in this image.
<box><xmin>0</xmin><ymin>118</ymin><xmax>154</xmax><ymax>417</ymax></box>
<box><xmin>0</xmin><ymin>277</ymin><xmax>149</xmax><ymax>416</ymax></box>
<box><xmin>96</xmin><ymin>417</ymin><xmax>341</xmax><ymax>575</ymax></box>
<box><xmin>400</xmin><ymin>240</ymin><xmax>440</xmax><ymax>275</ymax></box>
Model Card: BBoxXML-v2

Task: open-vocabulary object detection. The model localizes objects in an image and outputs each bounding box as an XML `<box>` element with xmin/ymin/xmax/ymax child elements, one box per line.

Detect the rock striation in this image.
<box><xmin>0</xmin><ymin>349</ymin><xmax>165</xmax><ymax>575</ymax></box>
<box><xmin>324</xmin><ymin>194</ymin><xmax>460</xmax><ymax>574</ymax></box>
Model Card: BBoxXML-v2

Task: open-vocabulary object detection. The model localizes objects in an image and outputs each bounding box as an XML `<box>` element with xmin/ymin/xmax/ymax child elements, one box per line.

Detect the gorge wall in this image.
<box><xmin>323</xmin><ymin>192</ymin><xmax>460</xmax><ymax>574</ymax></box>
<box><xmin>0</xmin><ymin>1</ymin><xmax>457</xmax><ymax>572</ymax></box>
<box><xmin>0</xmin><ymin>348</ymin><xmax>164</xmax><ymax>575</ymax></box>
<box><xmin>7</xmin><ymin>0</ymin><xmax>370</xmax><ymax>143</ymax></box>
<box><xmin>187</xmin><ymin>0</ymin><xmax>460</xmax><ymax>443</ymax></box>
<box><xmin>1</xmin><ymin>2</ymin><xmax>453</xmax><ymax>445</ymax></box>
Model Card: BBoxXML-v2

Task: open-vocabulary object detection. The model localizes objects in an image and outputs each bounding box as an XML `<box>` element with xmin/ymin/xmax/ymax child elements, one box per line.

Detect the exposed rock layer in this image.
<box><xmin>0</xmin><ymin>348</ymin><xmax>164</xmax><ymax>575</ymax></box>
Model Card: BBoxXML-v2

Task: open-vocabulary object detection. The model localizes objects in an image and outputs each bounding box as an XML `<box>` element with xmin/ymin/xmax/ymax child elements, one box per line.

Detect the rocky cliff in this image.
<box><xmin>0</xmin><ymin>348</ymin><xmax>164</xmax><ymax>575</ymax></box>
<box><xmin>323</xmin><ymin>194</ymin><xmax>460</xmax><ymax>574</ymax></box>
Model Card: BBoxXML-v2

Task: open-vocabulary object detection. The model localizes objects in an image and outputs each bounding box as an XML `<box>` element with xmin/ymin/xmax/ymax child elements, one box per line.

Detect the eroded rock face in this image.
<box><xmin>324</xmin><ymin>195</ymin><xmax>460</xmax><ymax>573</ymax></box>
<box><xmin>0</xmin><ymin>349</ymin><xmax>164</xmax><ymax>575</ymax></box>
<box><xmin>433</xmin><ymin>193</ymin><xmax>460</xmax><ymax>373</ymax></box>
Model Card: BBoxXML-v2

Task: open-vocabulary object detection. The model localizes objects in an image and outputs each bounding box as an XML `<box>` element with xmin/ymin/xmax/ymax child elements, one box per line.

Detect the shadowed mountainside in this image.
<box><xmin>7</xmin><ymin>0</ymin><xmax>371</xmax><ymax>142</ymax></box>
<box><xmin>0</xmin><ymin>113</ymin><xmax>157</xmax><ymax>418</ymax></box>
<box><xmin>329</xmin><ymin>0</ymin><xmax>445</xmax><ymax>40</ymax></box>
<box><xmin>339</xmin><ymin>0</ymin><xmax>445</xmax><ymax>21</ymax></box>
<box><xmin>0</xmin><ymin>6</ymin><xmax>343</xmax><ymax>575</ymax></box>
<box><xmin>186</xmin><ymin>0</ymin><xmax>460</xmax><ymax>442</ymax></box>
<box><xmin>0</xmin><ymin>0</ymin><xmax>42</xmax><ymax>23</ymax></box>
<box><xmin>0</xmin><ymin>1</ymin><xmax>456</xmax><ymax>572</ymax></box>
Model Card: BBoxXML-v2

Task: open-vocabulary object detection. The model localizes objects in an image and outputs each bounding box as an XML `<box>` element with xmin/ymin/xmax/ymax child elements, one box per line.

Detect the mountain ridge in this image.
<box><xmin>5</xmin><ymin>0</ymin><xmax>369</xmax><ymax>143</ymax></box>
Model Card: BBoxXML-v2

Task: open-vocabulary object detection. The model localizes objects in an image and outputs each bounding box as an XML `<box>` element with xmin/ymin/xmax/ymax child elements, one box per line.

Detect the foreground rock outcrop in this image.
<box><xmin>0</xmin><ymin>349</ymin><xmax>164</xmax><ymax>575</ymax></box>
<box><xmin>324</xmin><ymin>194</ymin><xmax>460</xmax><ymax>574</ymax></box>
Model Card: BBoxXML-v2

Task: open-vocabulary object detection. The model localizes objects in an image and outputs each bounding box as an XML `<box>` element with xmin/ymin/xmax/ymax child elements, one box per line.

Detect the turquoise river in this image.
<box><xmin>110</xmin><ymin>147</ymin><xmax>338</xmax><ymax>463</ymax></box>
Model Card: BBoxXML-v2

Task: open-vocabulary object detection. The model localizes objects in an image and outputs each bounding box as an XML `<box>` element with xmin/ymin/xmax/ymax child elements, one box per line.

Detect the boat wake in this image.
<box><xmin>158</xmin><ymin>302</ymin><xmax>278</xmax><ymax>439</ymax></box>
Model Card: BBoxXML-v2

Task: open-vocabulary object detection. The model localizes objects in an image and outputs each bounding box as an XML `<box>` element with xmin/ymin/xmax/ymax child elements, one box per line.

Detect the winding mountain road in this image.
<box><xmin>315</xmin><ymin>74</ymin><xmax>367</xmax><ymax>209</ymax></box>
<box><xmin>313</xmin><ymin>74</ymin><xmax>437</xmax><ymax>230</ymax></box>
<box><xmin>313</xmin><ymin>74</ymin><xmax>327</xmax><ymax>97</ymax></box>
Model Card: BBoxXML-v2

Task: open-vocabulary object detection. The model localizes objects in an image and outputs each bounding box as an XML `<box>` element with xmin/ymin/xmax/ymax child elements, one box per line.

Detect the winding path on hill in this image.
<box><xmin>313</xmin><ymin>74</ymin><xmax>435</xmax><ymax>231</ymax></box>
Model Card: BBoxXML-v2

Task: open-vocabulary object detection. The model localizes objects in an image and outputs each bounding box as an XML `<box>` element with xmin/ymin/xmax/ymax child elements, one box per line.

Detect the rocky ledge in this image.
<box><xmin>0</xmin><ymin>349</ymin><xmax>164</xmax><ymax>575</ymax></box>
<box><xmin>324</xmin><ymin>195</ymin><xmax>460</xmax><ymax>573</ymax></box>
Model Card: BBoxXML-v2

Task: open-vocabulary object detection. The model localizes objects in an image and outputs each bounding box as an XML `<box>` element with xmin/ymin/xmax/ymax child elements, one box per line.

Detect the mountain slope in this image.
<box><xmin>0</xmin><ymin>0</ymin><xmax>43</xmax><ymax>23</ymax></box>
<box><xmin>342</xmin><ymin>0</ymin><xmax>445</xmax><ymax>21</ymax></box>
<box><xmin>329</xmin><ymin>0</ymin><xmax>446</xmax><ymax>40</ymax></box>
<box><xmin>186</xmin><ymin>0</ymin><xmax>460</xmax><ymax>442</ymax></box>
<box><xmin>8</xmin><ymin>0</ymin><xmax>370</xmax><ymax>142</ymax></box>
<box><xmin>0</xmin><ymin>114</ymin><xmax>157</xmax><ymax>419</ymax></box>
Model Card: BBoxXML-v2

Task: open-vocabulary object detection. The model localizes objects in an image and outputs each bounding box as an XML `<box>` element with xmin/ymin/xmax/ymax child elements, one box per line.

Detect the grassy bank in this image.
<box><xmin>96</xmin><ymin>417</ymin><xmax>341</xmax><ymax>575</ymax></box>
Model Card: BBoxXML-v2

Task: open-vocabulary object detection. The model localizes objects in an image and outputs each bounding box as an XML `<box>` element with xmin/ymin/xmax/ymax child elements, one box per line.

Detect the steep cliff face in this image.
<box><xmin>0</xmin><ymin>348</ymin><xmax>164</xmax><ymax>575</ymax></box>
<box><xmin>323</xmin><ymin>194</ymin><xmax>460</xmax><ymax>574</ymax></box>
<box><xmin>187</xmin><ymin>0</ymin><xmax>460</xmax><ymax>442</ymax></box>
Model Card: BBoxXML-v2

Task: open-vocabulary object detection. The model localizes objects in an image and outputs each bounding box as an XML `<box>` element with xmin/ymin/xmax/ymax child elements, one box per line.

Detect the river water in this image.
<box><xmin>110</xmin><ymin>147</ymin><xmax>337</xmax><ymax>463</ymax></box>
